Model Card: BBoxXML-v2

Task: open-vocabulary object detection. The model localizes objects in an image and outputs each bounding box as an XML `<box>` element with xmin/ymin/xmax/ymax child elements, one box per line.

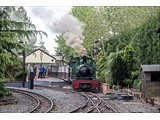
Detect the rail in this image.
<box><xmin>7</xmin><ymin>87</ymin><xmax>54</xmax><ymax>113</ymax></box>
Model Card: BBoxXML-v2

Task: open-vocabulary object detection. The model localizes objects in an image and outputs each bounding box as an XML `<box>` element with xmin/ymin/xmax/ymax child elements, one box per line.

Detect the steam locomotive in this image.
<box><xmin>68</xmin><ymin>56</ymin><xmax>99</xmax><ymax>91</ymax></box>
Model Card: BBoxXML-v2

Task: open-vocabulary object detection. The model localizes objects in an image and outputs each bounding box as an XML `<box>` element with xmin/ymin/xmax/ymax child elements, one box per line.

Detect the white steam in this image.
<box><xmin>30</xmin><ymin>7</ymin><xmax>87</xmax><ymax>56</ymax></box>
<box><xmin>52</xmin><ymin>14</ymin><xmax>87</xmax><ymax>56</ymax></box>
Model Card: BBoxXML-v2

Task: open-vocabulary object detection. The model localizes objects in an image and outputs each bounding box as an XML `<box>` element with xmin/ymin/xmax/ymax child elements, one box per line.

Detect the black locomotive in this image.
<box><xmin>68</xmin><ymin>56</ymin><xmax>98</xmax><ymax>90</ymax></box>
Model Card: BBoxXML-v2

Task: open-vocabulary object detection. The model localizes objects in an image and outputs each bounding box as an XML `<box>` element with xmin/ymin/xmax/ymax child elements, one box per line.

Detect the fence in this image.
<box><xmin>121</xmin><ymin>89</ymin><xmax>160</xmax><ymax>107</ymax></box>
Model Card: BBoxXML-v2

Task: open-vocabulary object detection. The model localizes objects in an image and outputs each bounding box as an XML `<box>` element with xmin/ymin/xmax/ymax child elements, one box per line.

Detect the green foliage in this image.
<box><xmin>54</xmin><ymin>34</ymin><xmax>78</xmax><ymax>58</ymax></box>
<box><xmin>54</xmin><ymin>6</ymin><xmax>160</xmax><ymax>89</ymax></box>
<box><xmin>0</xmin><ymin>6</ymin><xmax>47</xmax><ymax>96</ymax></box>
<box><xmin>123</xmin><ymin>44</ymin><xmax>134</xmax><ymax>79</ymax></box>
<box><xmin>36</xmin><ymin>39</ymin><xmax>49</xmax><ymax>53</ymax></box>
<box><xmin>0</xmin><ymin>82</ymin><xmax>11</xmax><ymax>97</ymax></box>
<box><xmin>133</xmin><ymin>79</ymin><xmax>141</xmax><ymax>90</ymax></box>
<box><xmin>131</xmin><ymin>70</ymin><xmax>140</xmax><ymax>80</ymax></box>
<box><xmin>123</xmin><ymin>78</ymin><xmax>132</xmax><ymax>86</ymax></box>
<box><xmin>95</xmin><ymin>51</ymin><xmax>110</xmax><ymax>83</ymax></box>
<box><xmin>0</xmin><ymin>6</ymin><xmax>47</xmax><ymax>79</ymax></box>
<box><xmin>72</xmin><ymin>7</ymin><xmax>107</xmax><ymax>57</ymax></box>
<box><xmin>110</xmin><ymin>53</ymin><xmax>125</xmax><ymax>86</ymax></box>
<box><xmin>131</xmin><ymin>14</ymin><xmax>160</xmax><ymax>67</ymax></box>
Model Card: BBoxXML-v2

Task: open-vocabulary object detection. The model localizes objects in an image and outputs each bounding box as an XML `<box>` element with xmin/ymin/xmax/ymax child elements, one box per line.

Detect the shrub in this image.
<box><xmin>0</xmin><ymin>82</ymin><xmax>11</xmax><ymax>97</ymax></box>
<box><xmin>133</xmin><ymin>79</ymin><xmax>141</xmax><ymax>90</ymax></box>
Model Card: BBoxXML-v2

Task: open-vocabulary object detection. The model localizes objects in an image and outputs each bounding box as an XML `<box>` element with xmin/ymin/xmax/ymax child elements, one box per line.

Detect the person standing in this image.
<box><xmin>42</xmin><ymin>66</ymin><xmax>46</xmax><ymax>78</ymax></box>
<box><xmin>38</xmin><ymin>65</ymin><xmax>43</xmax><ymax>79</ymax></box>
<box><xmin>33</xmin><ymin>64</ymin><xmax>37</xmax><ymax>80</ymax></box>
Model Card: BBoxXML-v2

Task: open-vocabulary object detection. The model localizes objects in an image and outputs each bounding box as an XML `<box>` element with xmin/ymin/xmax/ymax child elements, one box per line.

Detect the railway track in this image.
<box><xmin>70</xmin><ymin>92</ymin><xmax>119</xmax><ymax>113</ymax></box>
<box><xmin>8</xmin><ymin>88</ymin><xmax>54</xmax><ymax>113</ymax></box>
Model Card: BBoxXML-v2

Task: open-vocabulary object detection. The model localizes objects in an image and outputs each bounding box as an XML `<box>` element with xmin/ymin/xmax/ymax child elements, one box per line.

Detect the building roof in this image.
<box><xmin>25</xmin><ymin>49</ymin><xmax>56</xmax><ymax>64</ymax></box>
<box><xmin>52</xmin><ymin>55</ymin><xmax>67</xmax><ymax>63</ymax></box>
<box><xmin>52</xmin><ymin>55</ymin><xmax>63</xmax><ymax>61</ymax></box>
<box><xmin>141</xmin><ymin>64</ymin><xmax>160</xmax><ymax>72</ymax></box>
<box><xmin>26</xmin><ymin>49</ymin><xmax>56</xmax><ymax>60</ymax></box>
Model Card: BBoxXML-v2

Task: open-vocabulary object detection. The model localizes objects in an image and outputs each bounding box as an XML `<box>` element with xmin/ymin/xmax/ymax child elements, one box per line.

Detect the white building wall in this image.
<box><xmin>26</xmin><ymin>50</ymin><xmax>56</xmax><ymax>64</ymax></box>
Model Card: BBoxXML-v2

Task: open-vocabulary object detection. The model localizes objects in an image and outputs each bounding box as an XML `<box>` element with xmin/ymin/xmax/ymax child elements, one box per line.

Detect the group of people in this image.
<box><xmin>33</xmin><ymin>64</ymin><xmax>47</xmax><ymax>79</ymax></box>
<box><xmin>38</xmin><ymin>65</ymin><xmax>46</xmax><ymax>79</ymax></box>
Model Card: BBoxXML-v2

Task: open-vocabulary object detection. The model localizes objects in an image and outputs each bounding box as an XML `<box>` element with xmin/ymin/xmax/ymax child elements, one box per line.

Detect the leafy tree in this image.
<box><xmin>123</xmin><ymin>44</ymin><xmax>134</xmax><ymax>79</ymax></box>
<box><xmin>54</xmin><ymin>34</ymin><xmax>78</xmax><ymax>58</ymax></box>
<box><xmin>131</xmin><ymin>13</ymin><xmax>160</xmax><ymax>67</ymax></box>
<box><xmin>110</xmin><ymin>52</ymin><xmax>125</xmax><ymax>86</ymax></box>
<box><xmin>54</xmin><ymin>6</ymin><xmax>160</xmax><ymax>88</ymax></box>
<box><xmin>133</xmin><ymin>79</ymin><xmax>141</xmax><ymax>90</ymax></box>
<box><xmin>36</xmin><ymin>39</ymin><xmax>49</xmax><ymax>53</ymax></box>
<box><xmin>0</xmin><ymin>6</ymin><xmax>47</xmax><ymax>96</ymax></box>
<box><xmin>71</xmin><ymin>6</ymin><xmax>106</xmax><ymax>57</ymax></box>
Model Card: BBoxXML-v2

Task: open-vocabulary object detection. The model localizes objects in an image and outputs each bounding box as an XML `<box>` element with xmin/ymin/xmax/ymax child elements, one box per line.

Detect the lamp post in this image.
<box><xmin>22</xmin><ymin>49</ymin><xmax>26</xmax><ymax>87</ymax></box>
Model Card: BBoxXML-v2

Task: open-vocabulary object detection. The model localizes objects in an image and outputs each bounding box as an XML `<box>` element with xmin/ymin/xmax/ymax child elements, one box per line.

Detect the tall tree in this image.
<box><xmin>54</xmin><ymin>6</ymin><xmax>160</xmax><ymax>86</ymax></box>
<box><xmin>37</xmin><ymin>39</ymin><xmax>49</xmax><ymax>53</ymax></box>
<box><xmin>123</xmin><ymin>44</ymin><xmax>134</xmax><ymax>79</ymax></box>
<box><xmin>54</xmin><ymin>34</ymin><xmax>77</xmax><ymax>58</ymax></box>
<box><xmin>0</xmin><ymin>6</ymin><xmax>47</xmax><ymax>96</ymax></box>
<box><xmin>71</xmin><ymin>6</ymin><xmax>107</xmax><ymax>57</ymax></box>
<box><xmin>110</xmin><ymin>53</ymin><xmax>125</xmax><ymax>86</ymax></box>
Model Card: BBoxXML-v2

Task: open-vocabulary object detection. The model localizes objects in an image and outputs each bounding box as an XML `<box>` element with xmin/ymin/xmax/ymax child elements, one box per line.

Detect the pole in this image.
<box><xmin>28</xmin><ymin>65</ymin><xmax>34</xmax><ymax>89</ymax></box>
<box><xmin>22</xmin><ymin>50</ymin><xmax>26</xmax><ymax>87</ymax></box>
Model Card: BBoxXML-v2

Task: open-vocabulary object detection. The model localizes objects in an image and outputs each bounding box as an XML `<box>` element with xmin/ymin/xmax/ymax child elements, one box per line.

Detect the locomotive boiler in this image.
<box><xmin>68</xmin><ymin>56</ymin><xmax>98</xmax><ymax>91</ymax></box>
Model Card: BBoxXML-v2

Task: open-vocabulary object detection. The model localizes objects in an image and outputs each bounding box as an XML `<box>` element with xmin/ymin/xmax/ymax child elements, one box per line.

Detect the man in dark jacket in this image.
<box><xmin>33</xmin><ymin>64</ymin><xmax>37</xmax><ymax>79</ymax></box>
<box><xmin>42</xmin><ymin>66</ymin><xmax>45</xmax><ymax>78</ymax></box>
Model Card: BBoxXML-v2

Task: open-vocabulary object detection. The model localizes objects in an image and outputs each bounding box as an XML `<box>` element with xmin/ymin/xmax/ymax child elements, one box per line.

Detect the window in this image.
<box><xmin>151</xmin><ymin>72</ymin><xmax>160</xmax><ymax>82</ymax></box>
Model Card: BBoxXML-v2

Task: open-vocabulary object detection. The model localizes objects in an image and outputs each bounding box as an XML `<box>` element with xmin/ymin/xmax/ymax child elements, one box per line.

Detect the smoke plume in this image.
<box><xmin>52</xmin><ymin>14</ymin><xmax>87</xmax><ymax>56</ymax></box>
<box><xmin>30</xmin><ymin>7</ymin><xmax>87</xmax><ymax>56</ymax></box>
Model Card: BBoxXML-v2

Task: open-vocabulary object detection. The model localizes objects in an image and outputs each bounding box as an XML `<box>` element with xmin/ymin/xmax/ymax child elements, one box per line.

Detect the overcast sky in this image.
<box><xmin>24</xmin><ymin>7</ymin><xmax>71</xmax><ymax>55</ymax></box>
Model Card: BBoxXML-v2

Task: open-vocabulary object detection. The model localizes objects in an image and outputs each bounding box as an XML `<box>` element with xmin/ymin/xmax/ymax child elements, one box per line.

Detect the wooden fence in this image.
<box><xmin>121</xmin><ymin>89</ymin><xmax>160</xmax><ymax>107</ymax></box>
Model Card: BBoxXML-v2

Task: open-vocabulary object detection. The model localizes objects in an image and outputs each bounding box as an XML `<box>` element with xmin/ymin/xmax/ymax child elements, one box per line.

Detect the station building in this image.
<box><xmin>25</xmin><ymin>49</ymin><xmax>68</xmax><ymax>80</ymax></box>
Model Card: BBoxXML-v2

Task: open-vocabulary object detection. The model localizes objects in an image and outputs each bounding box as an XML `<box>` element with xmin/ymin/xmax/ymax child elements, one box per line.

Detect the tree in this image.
<box><xmin>72</xmin><ymin>7</ymin><xmax>107</xmax><ymax>57</ymax></box>
<box><xmin>110</xmin><ymin>52</ymin><xmax>125</xmax><ymax>86</ymax></box>
<box><xmin>123</xmin><ymin>44</ymin><xmax>134</xmax><ymax>79</ymax></box>
<box><xmin>0</xmin><ymin>6</ymin><xmax>47</xmax><ymax>96</ymax></box>
<box><xmin>36</xmin><ymin>39</ymin><xmax>49</xmax><ymax>53</ymax></box>
<box><xmin>54</xmin><ymin>6</ymin><xmax>160</xmax><ymax>86</ymax></box>
<box><xmin>54</xmin><ymin>34</ymin><xmax>77</xmax><ymax>58</ymax></box>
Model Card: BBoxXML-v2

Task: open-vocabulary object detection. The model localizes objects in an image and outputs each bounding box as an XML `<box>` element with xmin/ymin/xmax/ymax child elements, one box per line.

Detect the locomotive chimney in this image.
<box><xmin>82</xmin><ymin>56</ymin><xmax>87</xmax><ymax>64</ymax></box>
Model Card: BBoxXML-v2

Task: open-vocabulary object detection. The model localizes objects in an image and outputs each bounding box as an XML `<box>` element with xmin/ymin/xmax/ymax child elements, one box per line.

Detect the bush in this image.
<box><xmin>133</xmin><ymin>79</ymin><xmax>141</xmax><ymax>90</ymax></box>
<box><xmin>0</xmin><ymin>82</ymin><xmax>11</xmax><ymax>97</ymax></box>
<box><xmin>131</xmin><ymin>71</ymin><xmax>140</xmax><ymax>80</ymax></box>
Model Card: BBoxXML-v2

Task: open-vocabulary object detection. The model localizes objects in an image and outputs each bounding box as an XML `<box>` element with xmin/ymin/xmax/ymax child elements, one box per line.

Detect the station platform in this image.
<box><xmin>35</xmin><ymin>76</ymin><xmax>65</xmax><ymax>82</ymax></box>
<box><xmin>33</xmin><ymin>76</ymin><xmax>69</xmax><ymax>87</ymax></box>
<box><xmin>4</xmin><ymin>77</ymin><xmax>69</xmax><ymax>88</ymax></box>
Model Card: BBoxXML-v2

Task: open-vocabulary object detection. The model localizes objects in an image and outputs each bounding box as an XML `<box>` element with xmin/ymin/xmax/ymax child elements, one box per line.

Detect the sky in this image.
<box><xmin>24</xmin><ymin>7</ymin><xmax>72</xmax><ymax>55</ymax></box>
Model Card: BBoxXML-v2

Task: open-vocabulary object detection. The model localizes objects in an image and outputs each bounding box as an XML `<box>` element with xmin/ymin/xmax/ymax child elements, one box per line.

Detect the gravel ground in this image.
<box><xmin>105</xmin><ymin>99</ymin><xmax>159</xmax><ymax>113</ymax></box>
<box><xmin>0</xmin><ymin>87</ymin><xmax>86</xmax><ymax>113</ymax></box>
<box><xmin>0</xmin><ymin>92</ymin><xmax>36</xmax><ymax>113</ymax></box>
<box><xmin>28</xmin><ymin>87</ymin><xmax>86</xmax><ymax>113</ymax></box>
<box><xmin>0</xmin><ymin>87</ymin><xmax>159</xmax><ymax>113</ymax></box>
